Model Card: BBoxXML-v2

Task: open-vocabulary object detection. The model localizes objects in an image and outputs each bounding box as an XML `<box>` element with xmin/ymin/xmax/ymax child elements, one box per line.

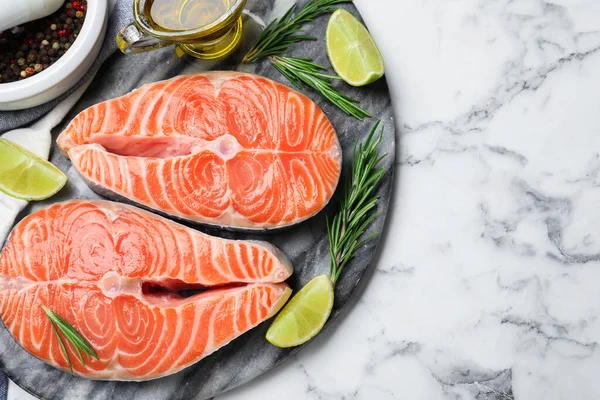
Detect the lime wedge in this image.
<box><xmin>266</xmin><ymin>274</ymin><xmax>334</xmax><ymax>348</ymax></box>
<box><xmin>326</xmin><ymin>9</ymin><xmax>385</xmax><ymax>86</ymax></box>
<box><xmin>0</xmin><ymin>138</ymin><xmax>67</xmax><ymax>201</ymax></box>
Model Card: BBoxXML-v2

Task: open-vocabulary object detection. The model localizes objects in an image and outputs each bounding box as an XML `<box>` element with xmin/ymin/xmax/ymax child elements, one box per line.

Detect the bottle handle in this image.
<box><xmin>116</xmin><ymin>23</ymin><xmax>172</xmax><ymax>54</ymax></box>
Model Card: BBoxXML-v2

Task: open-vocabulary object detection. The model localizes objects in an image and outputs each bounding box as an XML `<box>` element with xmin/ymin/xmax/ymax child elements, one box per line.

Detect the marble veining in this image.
<box><xmin>1</xmin><ymin>0</ymin><xmax>394</xmax><ymax>399</ymax></box>
<box><xmin>6</xmin><ymin>0</ymin><xmax>600</xmax><ymax>398</ymax></box>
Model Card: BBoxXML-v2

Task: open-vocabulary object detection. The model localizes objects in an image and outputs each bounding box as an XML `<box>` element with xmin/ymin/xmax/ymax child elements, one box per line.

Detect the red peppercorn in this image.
<box><xmin>24</xmin><ymin>38</ymin><xmax>34</xmax><ymax>46</ymax></box>
<box><xmin>72</xmin><ymin>1</ymin><xmax>80</xmax><ymax>10</ymax></box>
<box><xmin>57</xmin><ymin>29</ymin><xmax>68</xmax><ymax>37</ymax></box>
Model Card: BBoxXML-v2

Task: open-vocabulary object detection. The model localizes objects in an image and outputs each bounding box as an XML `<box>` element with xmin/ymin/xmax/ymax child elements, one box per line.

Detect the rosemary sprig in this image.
<box><xmin>327</xmin><ymin>120</ymin><xmax>386</xmax><ymax>284</ymax></box>
<box><xmin>243</xmin><ymin>0</ymin><xmax>353</xmax><ymax>63</ymax></box>
<box><xmin>271</xmin><ymin>56</ymin><xmax>370</xmax><ymax>120</ymax></box>
<box><xmin>42</xmin><ymin>305</ymin><xmax>99</xmax><ymax>373</ymax></box>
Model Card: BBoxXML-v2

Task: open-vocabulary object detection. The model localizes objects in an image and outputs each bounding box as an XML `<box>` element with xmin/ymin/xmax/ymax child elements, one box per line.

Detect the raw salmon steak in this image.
<box><xmin>0</xmin><ymin>200</ymin><xmax>293</xmax><ymax>380</ymax></box>
<box><xmin>57</xmin><ymin>72</ymin><xmax>342</xmax><ymax>230</ymax></box>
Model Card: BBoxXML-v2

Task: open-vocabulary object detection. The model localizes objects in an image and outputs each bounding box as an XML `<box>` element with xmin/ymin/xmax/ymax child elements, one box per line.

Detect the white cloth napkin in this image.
<box><xmin>0</xmin><ymin>77</ymin><xmax>92</xmax><ymax>242</ymax></box>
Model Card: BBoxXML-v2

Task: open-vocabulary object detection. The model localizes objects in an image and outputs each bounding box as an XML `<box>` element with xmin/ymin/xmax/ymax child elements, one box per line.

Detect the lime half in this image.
<box><xmin>0</xmin><ymin>138</ymin><xmax>67</xmax><ymax>201</ymax></box>
<box><xmin>326</xmin><ymin>9</ymin><xmax>385</xmax><ymax>86</ymax></box>
<box><xmin>266</xmin><ymin>274</ymin><xmax>334</xmax><ymax>348</ymax></box>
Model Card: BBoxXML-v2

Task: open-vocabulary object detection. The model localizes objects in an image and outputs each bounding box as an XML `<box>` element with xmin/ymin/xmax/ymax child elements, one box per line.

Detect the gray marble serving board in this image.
<box><xmin>0</xmin><ymin>1</ymin><xmax>396</xmax><ymax>399</ymax></box>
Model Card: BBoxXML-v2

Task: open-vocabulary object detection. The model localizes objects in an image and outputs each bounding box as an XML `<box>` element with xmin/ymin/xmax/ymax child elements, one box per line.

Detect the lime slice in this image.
<box><xmin>266</xmin><ymin>274</ymin><xmax>334</xmax><ymax>348</ymax></box>
<box><xmin>0</xmin><ymin>138</ymin><xmax>67</xmax><ymax>201</ymax></box>
<box><xmin>326</xmin><ymin>9</ymin><xmax>385</xmax><ymax>86</ymax></box>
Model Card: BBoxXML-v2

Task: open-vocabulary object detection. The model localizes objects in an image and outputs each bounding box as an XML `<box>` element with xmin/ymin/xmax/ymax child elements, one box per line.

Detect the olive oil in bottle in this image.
<box><xmin>145</xmin><ymin>0</ymin><xmax>232</xmax><ymax>31</ymax></box>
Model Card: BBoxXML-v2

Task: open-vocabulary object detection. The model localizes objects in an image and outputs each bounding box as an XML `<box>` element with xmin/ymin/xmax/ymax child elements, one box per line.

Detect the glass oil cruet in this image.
<box><xmin>116</xmin><ymin>0</ymin><xmax>247</xmax><ymax>59</ymax></box>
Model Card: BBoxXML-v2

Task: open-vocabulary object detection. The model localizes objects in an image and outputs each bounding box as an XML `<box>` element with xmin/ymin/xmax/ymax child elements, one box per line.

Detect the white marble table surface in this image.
<box><xmin>9</xmin><ymin>0</ymin><xmax>600</xmax><ymax>398</ymax></box>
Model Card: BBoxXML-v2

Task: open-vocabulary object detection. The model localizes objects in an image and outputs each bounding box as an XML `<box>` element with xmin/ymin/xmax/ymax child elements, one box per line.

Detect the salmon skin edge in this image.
<box><xmin>56</xmin><ymin>71</ymin><xmax>343</xmax><ymax>231</ymax></box>
<box><xmin>0</xmin><ymin>200</ymin><xmax>294</xmax><ymax>380</ymax></box>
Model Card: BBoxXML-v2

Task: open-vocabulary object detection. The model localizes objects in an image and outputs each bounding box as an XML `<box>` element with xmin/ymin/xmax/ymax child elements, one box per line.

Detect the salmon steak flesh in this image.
<box><xmin>0</xmin><ymin>200</ymin><xmax>293</xmax><ymax>380</ymax></box>
<box><xmin>57</xmin><ymin>72</ymin><xmax>342</xmax><ymax>230</ymax></box>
